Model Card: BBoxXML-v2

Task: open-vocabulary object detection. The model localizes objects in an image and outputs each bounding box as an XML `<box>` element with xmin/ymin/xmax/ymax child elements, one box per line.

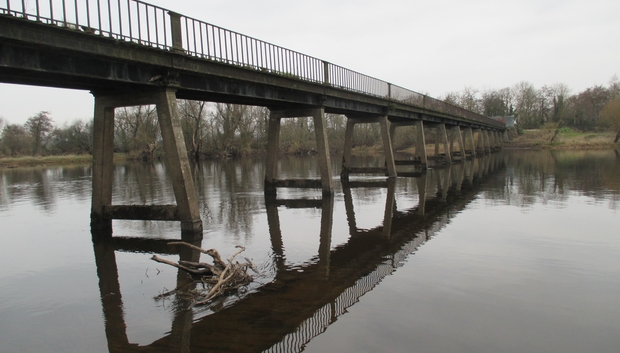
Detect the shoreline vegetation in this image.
<box><xmin>1</xmin><ymin>128</ymin><xmax>618</xmax><ymax>168</ymax></box>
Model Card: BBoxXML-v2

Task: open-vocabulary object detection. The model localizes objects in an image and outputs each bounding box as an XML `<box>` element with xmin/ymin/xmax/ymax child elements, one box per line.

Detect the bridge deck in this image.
<box><xmin>0</xmin><ymin>0</ymin><xmax>503</xmax><ymax>130</ymax></box>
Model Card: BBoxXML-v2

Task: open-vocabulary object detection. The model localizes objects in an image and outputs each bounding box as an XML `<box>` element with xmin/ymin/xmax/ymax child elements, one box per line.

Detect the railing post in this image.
<box><xmin>168</xmin><ymin>11</ymin><xmax>183</xmax><ymax>52</ymax></box>
<box><xmin>323</xmin><ymin>61</ymin><xmax>329</xmax><ymax>85</ymax></box>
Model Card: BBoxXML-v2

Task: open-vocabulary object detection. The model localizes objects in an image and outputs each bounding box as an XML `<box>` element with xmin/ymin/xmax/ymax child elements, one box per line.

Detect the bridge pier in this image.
<box><xmin>90</xmin><ymin>88</ymin><xmax>202</xmax><ymax>233</ymax></box>
<box><xmin>429</xmin><ymin>123</ymin><xmax>452</xmax><ymax>165</ymax></box>
<box><xmin>388</xmin><ymin>120</ymin><xmax>428</xmax><ymax>175</ymax></box>
<box><xmin>464</xmin><ymin>127</ymin><xmax>476</xmax><ymax>158</ymax></box>
<box><xmin>265</xmin><ymin>107</ymin><xmax>334</xmax><ymax>195</ymax></box>
<box><xmin>448</xmin><ymin>126</ymin><xmax>466</xmax><ymax>161</ymax></box>
<box><xmin>341</xmin><ymin>115</ymin><xmax>396</xmax><ymax>178</ymax></box>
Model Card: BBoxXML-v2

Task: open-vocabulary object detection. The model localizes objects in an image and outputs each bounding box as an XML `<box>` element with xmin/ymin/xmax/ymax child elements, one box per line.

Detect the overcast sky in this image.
<box><xmin>1</xmin><ymin>0</ymin><xmax>618</xmax><ymax>125</ymax></box>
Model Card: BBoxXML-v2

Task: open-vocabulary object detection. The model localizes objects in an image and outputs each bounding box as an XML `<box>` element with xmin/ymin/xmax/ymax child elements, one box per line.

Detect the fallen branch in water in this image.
<box><xmin>150</xmin><ymin>242</ymin><xmax>255</xmax><ymax>306</ymax></box>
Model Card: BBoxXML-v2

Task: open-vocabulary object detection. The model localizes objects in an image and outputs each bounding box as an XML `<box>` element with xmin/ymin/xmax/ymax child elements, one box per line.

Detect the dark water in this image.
<box><xmin>1</xmin><ymin>150</ymin><xmax>619</xmax><ymax>353</ymax></box>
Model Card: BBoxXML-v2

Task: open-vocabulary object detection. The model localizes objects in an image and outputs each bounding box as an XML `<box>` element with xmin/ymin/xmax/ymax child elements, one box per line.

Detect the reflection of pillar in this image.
<box><xmin>464</xmin><ymin>158</ymin><xmax>474</xmax><ymax>184</ymax></box>
<box><xmin>382</xmin><ymin>178</ymin><xmax>396</xmax><ymax>237</ymax></box>
<box><xmin>440</xmin><ymin>166</ymin><xmax>451</xmax><ymax>202</ymax></box>
<box><xmin>416</xmin><ymin>173</ymin><xmax>428</xmax><ymax>216</ymax></box>
<box><xmin>92</xmin><ymin>229</ymin><xmax>131</xmax><ymax>353</ymax></box>
<box><xmin>265</xmin><ymin>196</ymin><xmax>286</xmax><ymax>272</ymax></box>
<box><xmin>318</xmin><ymin>197</ymin><xmax>334</xmax><ymax>277</ymax></box>
<box><xmin>342</xmin><ymin>181</ymin><xmax>358</xmax><ymax>236</ymax></box>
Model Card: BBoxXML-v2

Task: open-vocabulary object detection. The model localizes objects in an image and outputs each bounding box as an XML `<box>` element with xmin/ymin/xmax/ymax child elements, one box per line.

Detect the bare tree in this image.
<box><xmin>25</xmin><ymin>111</ymin><xmax>54</xmax><ymax>156</ymax></box>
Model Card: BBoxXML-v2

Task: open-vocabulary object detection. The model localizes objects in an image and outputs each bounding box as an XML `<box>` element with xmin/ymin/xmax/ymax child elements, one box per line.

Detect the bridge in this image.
<box><xmin>0</xmin><ymin>0</ymin><xmax>505</xmax><ymax>233</ymax></box>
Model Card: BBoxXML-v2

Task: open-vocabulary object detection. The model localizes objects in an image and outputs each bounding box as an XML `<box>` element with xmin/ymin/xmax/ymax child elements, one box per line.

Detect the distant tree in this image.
<box><xmin>600</xmin><ymin>99</ymin><xmax>620</xmax><ymax>142</ymax></box>
<box><xmin>512</xmin><ymin>82</ymin><xmax>539</xmax><ymax>129</ymax></box>
<box><xmin>49</xmin><ymin>119</ymin><xmax>93</xmax><ymax>154</ymax></box>
<box><xmin>1</xmin><ymin>123</ymin><xmax>31</xmax><ymax>156</ymax></box>
<box><xmin>24</xmin><ymin>111</ymin><xmax>54</xmax><ymax>156</ymax></box>
<box><xmin>482</xmin><ymin>89</ymin><xmax>509</xmax><ymax>117</ymax></box>
<box><xmin>114</xmin><ymin>105</ymin><xmax>160</xmax><ymax>159</ymax></box>
<box><xmin>570</xmin><ymin>86</ymin><xmax>609</xmax><ymax>129</ymax></box>
<box><xmin>179</xmin><ymin>100</ymin><xmax>210</xmax><ymax>160</ymax></box>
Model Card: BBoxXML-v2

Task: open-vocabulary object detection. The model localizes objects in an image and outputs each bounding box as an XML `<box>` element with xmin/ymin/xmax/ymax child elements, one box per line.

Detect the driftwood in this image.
<box><xmin>151</xmin><ymin>242</ymin><xmax>255</xmax><ymax>306</ymax></box>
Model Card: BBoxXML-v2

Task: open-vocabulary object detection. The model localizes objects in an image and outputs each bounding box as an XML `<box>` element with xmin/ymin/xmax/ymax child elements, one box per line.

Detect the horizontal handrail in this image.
<box><xmin>0</xmin><ymin>0</ymin><xmax>504</xmax><ymax>129</ymax></box>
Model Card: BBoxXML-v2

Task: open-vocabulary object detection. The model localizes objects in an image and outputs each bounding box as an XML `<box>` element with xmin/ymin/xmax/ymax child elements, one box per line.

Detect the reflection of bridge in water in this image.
<box><xmin>92</xmin><ymin>153</ymin><xmax>506</xmax><ymax>352</ymax></box>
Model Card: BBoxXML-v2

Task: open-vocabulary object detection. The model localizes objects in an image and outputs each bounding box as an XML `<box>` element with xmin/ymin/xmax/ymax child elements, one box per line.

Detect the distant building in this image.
<box><xmin>490</xmin><ymin>116</ymin><xmax>515</xmax><ymax>128</ymax></box>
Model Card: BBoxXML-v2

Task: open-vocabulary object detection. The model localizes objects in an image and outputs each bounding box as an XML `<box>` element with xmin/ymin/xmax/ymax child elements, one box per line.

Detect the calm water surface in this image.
<box><xmin>0</xmin><ymin>150</ymin><xmax>619</xmax><ymax>352</ymax></box>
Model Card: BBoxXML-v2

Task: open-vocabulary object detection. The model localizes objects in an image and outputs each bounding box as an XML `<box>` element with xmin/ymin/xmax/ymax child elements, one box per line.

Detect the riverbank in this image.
<box><xmin>504</xmin><ymin>128</ymin><xmax>619</xmax><ymax>150</ymax></box>
<box><xmin>0</xmin><ymin>153</ymin><xmax>128</xmax><ymax>168</ymax></box>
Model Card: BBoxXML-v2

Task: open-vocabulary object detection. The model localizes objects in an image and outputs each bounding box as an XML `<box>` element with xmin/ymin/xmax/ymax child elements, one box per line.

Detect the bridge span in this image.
<box><xmin>0</xmin><ymin>0</ymin><xmax>506</xmax><ymax>232</ymax></box>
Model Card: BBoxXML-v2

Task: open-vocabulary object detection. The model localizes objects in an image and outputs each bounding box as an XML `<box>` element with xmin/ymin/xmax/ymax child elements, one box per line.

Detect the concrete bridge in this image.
<box><xmin>92</xmin><ymin>153</ymin><xmax>507</xmax><ymax>352</ymax></box>
<box><xmin>0</xmin><ymin>0</ymin><xmax>505</xmax><ymax>233</ymax></box>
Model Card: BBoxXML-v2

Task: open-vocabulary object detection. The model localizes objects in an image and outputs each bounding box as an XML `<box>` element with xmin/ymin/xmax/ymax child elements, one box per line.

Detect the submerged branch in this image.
<box><xmin>151</xmin><ymin>243</ymin><xmax>254</xmax><ymax>306</ymax></box>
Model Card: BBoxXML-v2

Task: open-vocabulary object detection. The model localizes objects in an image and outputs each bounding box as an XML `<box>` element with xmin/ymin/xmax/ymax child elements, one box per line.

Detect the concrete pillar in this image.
<box><xmin>155</xmin><ymin>89</ymin><xmax>202</xmax><ymax>231</ymax></box>
<box><xmin>378</xmin><ymin>116</ymin><xmax>397</xmax><ymax>177</ymax></box>
<box><xmin>437</xmin><ymin>123</ymin><xmax>451</xmax><ymax>163</ymax></box>
<box><xmin>483</xmin><ymin>130</ymin><xmax>491</xmax><ymax>154</ymax></box>
<box><xmin>312</xmin><ymin>108</ymin><xmax>335</xmax><ymax>194</ymax></box>
<box><xmin>466</xmin><ymin>127</ymin><xmax>476</xmax><ymax>158</ymax></box>
<box><xmin>452</xmin><ymin>126</ymin><xmax>465</xmax><ymax>159</ymax></box>
<box><xmin>476</xmin><ymin>129</ymin><xmax>485</xmax><ymax>155</ymax></box>
<box><xmin>264</xmin><ymin>113</ymin><xmax>281</xmax><ymax>191</ymax></box>
<box><xmin>415</xmin><ymin>120</ymin><xmax>427</xmax><ymax>167</ymax></box>
<box><xmin>341</xmin><ymin>118</ymin><xmax>355</xmax><ymax>175</ymax></box>
<box><xmin>91</xmin><ymin>97</ymin><xmax>115</xmax><ymax>230</ymax></box>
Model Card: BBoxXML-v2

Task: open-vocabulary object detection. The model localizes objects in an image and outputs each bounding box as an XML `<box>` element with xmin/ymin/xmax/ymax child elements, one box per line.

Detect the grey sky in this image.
<box><xmin>1</xmin><ymin>0</ymin><xmax>618</xmax><ymax>124</ymax></box>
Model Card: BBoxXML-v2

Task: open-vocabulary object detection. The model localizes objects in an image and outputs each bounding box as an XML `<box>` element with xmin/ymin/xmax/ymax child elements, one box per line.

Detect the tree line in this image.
<box><xmin>2</xmin><ymin>76</ymin><xmax>619</xmax><ymax>158</ymax></box>
<box><xmin>441</xmin><ymin>75</ymin><xmax>620</xmax><ymax>141</ymax></box>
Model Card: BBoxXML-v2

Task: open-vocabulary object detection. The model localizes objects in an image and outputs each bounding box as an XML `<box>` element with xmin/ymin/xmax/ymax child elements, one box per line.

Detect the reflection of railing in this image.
<box><xmin>1</xmin><ymin>0</ymin><xmax>503</xmax><ymax>128</ymax></box>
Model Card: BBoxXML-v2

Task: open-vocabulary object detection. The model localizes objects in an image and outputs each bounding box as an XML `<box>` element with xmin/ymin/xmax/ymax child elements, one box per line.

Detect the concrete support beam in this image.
<box><xmin>415</xmin><ymin>120</ymin><xmax>428</xmax><ymax>168</ymax></box>
<box><xmin>436</xmin><ymin>124</ymin><xmax>452</xmax><ymax>163</ymax></box>
<box><xmin>465</xmin><ymin>127</ymin><xmax>476</xmax><ymax>158</ymax></box>
<box><xmin>265</xmin><ymin>108</ymin><xmax>334</xmax><ymax>195</ymax></box>
<box><xmin>450</xmin><ymin>126</ymin><xmax>466</xmax><ymax>160</ymax></box>
<box><xmin>483</xmin><ymin>130</ymin><xmax>491</xmax><ymax>154</ymax></box>
<box><xmin>90</xmin><ymin>89</ymin><xmax>202</xmax><ymax>233</ymax></box>
<box><xmin>155</xmin><ymin>89</ymin><xmax>202</xmax><ymax>231</ymax></box>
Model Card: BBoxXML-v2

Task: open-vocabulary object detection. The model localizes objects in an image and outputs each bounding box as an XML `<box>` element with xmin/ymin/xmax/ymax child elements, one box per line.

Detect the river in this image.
<box><xmin>0</xmin><ymin>150</ymin><xmax>619</xmax><ymax>353</ymax></box>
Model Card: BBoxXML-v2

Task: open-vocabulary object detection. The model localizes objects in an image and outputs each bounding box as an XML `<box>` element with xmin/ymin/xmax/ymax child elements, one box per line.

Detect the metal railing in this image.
<box><xmin>0</xmin><ymin>0</ymin><xmax>503</xmax><ymax>128</ymax></box>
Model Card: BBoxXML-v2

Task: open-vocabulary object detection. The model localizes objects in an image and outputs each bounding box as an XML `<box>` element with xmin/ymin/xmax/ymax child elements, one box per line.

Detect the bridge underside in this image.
<box><xmin>0</xmin><ymin>14</ymin><xmax>505</xmax><ymax>232</ymax></box>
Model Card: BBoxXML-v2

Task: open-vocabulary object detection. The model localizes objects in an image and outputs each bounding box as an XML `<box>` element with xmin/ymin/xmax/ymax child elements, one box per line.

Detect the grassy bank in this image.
<box><xmin>505</xmin><ymin>128</ymin><xmax>619</xmax><ymax>150</ymax></box>
<box><xmin>0</xmin><ymin>153</ymin><xmax>128</xmax><ymax>168</ymax></box>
